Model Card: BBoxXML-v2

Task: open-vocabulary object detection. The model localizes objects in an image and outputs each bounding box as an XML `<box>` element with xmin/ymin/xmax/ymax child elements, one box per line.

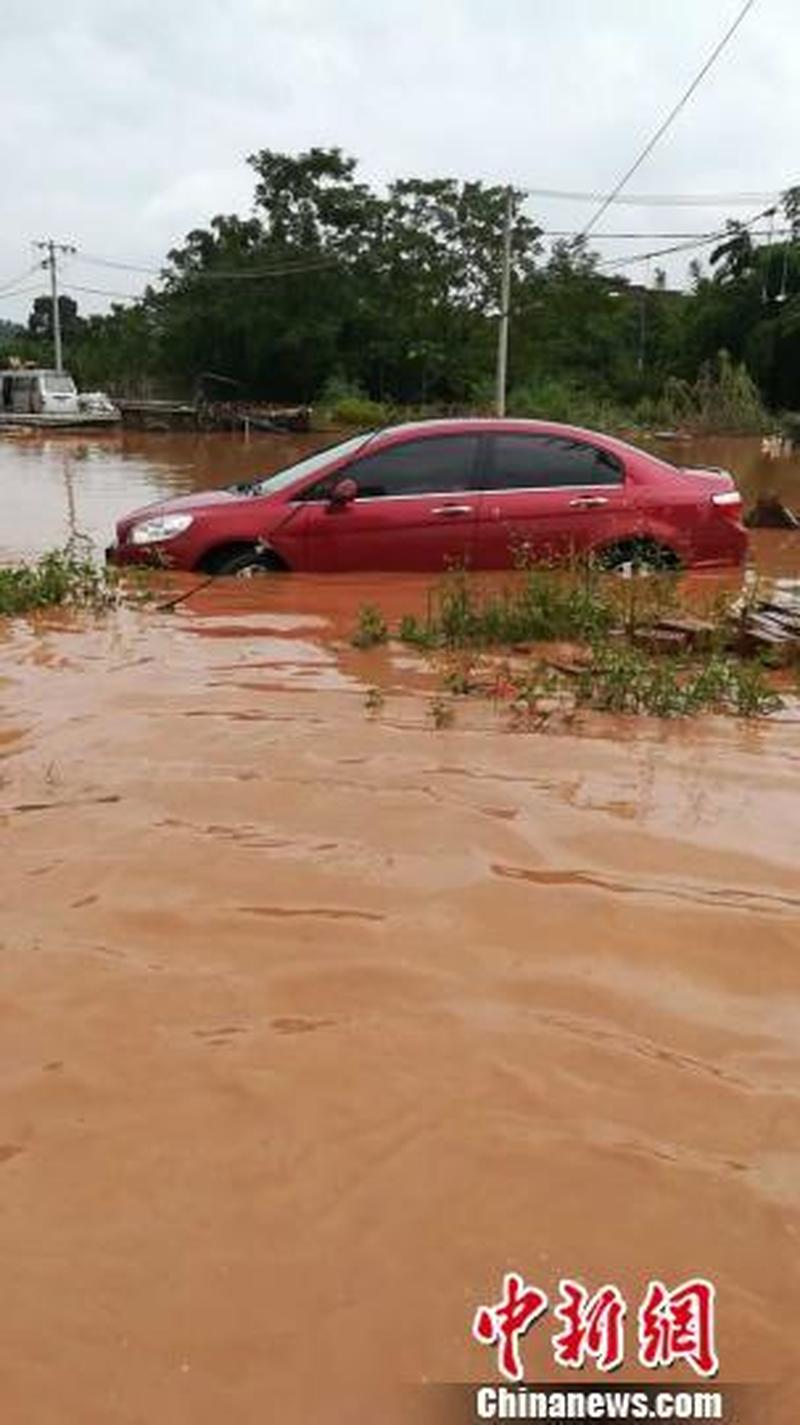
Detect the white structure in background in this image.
<box><xmin>0</xmin><ymin>368</ymin><xmax>120</xmax><ymax>427</ymax></box>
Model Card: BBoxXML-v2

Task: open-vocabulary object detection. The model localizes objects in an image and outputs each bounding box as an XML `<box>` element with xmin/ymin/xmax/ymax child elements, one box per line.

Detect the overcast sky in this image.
<box><xmin>1</xmin><ymin>0</ymin><xmax>795</xmax><ymax>324</ymax></box>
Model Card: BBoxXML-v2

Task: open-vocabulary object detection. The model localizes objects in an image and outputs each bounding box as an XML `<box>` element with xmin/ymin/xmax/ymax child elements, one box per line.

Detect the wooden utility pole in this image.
<box><xmin>495</xmin><ymin>187</ymin><xmax>513</xmax><ymax>417</ymax></box>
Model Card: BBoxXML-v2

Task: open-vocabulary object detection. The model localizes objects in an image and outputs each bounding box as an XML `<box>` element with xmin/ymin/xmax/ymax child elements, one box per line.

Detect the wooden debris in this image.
<box><xmin>650</xmin><ymin>616</ymin><xmax>718</xmax><ymax>652</ymax></box>
<box><xmin>633</xmin><ymin>628</ymin><xmax>692</xmax><ymax>655</ymax></box>
<box><xmin>744</xmin><ymin>496</ymin><xmax>800</xmax><ymax>530</ymax></box>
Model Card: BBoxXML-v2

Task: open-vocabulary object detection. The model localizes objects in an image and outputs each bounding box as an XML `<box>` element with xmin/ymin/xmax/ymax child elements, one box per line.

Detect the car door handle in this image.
<box><xmin>569</xmin><ymin>495</ymin><xmax>609</xmax><ymax>508</ymax></box>
<box><xmin>431</xmin><ymin>504</ymin><xmax>473</xmax><ymax>516</ymax></box>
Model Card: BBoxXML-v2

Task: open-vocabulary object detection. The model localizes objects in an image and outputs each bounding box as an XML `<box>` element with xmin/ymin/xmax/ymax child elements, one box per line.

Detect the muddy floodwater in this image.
<box><xmin>1</xmin><ymin>430</ymin><xmax>800</xmax><ymax>1424</ymax></box>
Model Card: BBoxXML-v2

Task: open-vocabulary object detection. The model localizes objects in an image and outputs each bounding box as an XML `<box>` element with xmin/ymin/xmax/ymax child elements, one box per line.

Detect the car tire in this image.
<box><xmin>598</xmin><ymin>539</ymin><xmax>679</xmax><ymax>575</ymax></box>
<box><xmin>206</xmin><ymin>546</ymin><xmax>287</xmax><ymax>578</ymax></box>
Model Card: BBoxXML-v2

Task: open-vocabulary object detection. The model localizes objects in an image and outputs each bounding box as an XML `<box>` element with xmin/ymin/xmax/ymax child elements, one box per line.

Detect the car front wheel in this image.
<box><xmin>204</xmin><ymin>545</ymin><xmax>287</xmax><ymax>577</ymax></box>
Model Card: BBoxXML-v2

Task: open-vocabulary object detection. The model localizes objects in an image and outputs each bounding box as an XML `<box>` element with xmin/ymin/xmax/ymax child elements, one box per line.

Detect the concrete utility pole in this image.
<box><xmin>495</xmin><ymin>187</ymin><xmax>513</xmax><ymax>417</ymax></box>
<box><xmin>34</xmin><ymin>240</ymin><xmax>76</xmax><ymax>372</ymax></box>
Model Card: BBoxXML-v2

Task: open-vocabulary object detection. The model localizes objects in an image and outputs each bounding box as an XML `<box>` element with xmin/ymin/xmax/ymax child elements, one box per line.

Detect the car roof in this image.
<box><xmin>369</xmin><ymin>416</ymin><xmax>634</xmax><ymax>452</ymax></box>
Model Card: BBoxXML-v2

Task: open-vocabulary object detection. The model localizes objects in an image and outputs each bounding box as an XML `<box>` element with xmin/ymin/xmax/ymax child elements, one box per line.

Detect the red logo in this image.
<box><xmin>472</xmin><ymin>1272</ymin><xmax>549</xmax><ymax>1383</ymax></box>
<box><xmin>552</xmin><ymin>1279</ymin><xmax>627</xmax><ymax>1373</ymax></box>
<box><xmin>638</xmin><ymin>1279</ymin><xmax>718</xmax><ymax>1377</ymax></box>
<box><xmin>472</xmin><ymin>1276</ymin><xmax>718</xmax><ymax>1381</ymax></box>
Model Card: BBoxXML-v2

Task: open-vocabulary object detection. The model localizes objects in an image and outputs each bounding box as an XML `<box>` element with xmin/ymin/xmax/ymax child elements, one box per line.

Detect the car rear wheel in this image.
<box><xmin>598</xmin><ymin>539</ymin><xmax>679</xmax><ymax>575</ymax></box>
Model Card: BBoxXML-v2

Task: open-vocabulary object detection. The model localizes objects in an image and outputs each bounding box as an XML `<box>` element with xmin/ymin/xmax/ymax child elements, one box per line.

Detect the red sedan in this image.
<box><xmin>107</xmin><ymin>419</ymin><xmax>747</xmax><ymax>575</ymax></box>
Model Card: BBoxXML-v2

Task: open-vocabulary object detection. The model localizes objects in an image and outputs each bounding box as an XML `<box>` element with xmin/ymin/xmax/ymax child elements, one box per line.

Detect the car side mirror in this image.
<box><xmin>329</xmin><ymin>476</ymin><xmax>358</xmax><ymax>507</ymax></box>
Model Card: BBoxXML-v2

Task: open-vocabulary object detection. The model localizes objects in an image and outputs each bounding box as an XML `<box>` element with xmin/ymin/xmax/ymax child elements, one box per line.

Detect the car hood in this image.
<box><xmin>116</xmin><ymin>487</ymin><xmax>243</xmax><ymax>536</ymax></box>
<box><xmin>124</xmin><ymin>488</ymin><xmax>240</xmax><ymax>521</ymax></box>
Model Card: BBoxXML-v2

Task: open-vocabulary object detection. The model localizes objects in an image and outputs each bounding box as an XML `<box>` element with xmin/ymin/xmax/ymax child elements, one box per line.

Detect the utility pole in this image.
<box><xmin>495</xmin><ymin>187</ymin><xmax>513</xmax><ymax>417</ymax></box>
<box><xmin>637</xmin><ymin>290</ymin><xmax>647</xmax><ymax>373</ymax></box>
<box><xmin>34</xmin><ymin>240</ymin><xmax>76</xmax><ymax>372</ymax></box>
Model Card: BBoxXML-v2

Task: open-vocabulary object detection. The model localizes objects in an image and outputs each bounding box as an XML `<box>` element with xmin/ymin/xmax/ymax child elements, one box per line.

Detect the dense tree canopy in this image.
<box><xmin>13</xmin><ymin>152</ymin><xmax>800</xmax><ymax>425</ymax></box>
<box><xmin>27</xmin><ymin>294</ymin><xmax>83</xmax><ymax>346</ymax></box>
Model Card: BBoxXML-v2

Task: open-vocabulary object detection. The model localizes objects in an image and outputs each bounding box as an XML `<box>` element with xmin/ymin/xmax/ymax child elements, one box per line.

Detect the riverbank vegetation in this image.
<box><xmin>2</xmin><ymin>149</ymin><xmax>799</xmax><ymax>432</ymax></box>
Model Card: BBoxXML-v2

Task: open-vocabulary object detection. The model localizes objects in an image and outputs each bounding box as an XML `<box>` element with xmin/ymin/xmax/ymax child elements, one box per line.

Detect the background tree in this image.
<box><xmin>44</xmin><ymin>150</ymin><xmax>798</xmax><ymax>428</ymax></box>
<box><xmin>27</xmin><ymin>294</ymin><xmax>84</xmax><ymax>348</ymax></box>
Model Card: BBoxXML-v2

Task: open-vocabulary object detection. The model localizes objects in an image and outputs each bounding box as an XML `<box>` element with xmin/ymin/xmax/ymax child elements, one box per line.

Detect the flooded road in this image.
<box><xmin>1</xmin><ymin>431</ymin><xmax>799</xmax><ymax>1423</ymax></box>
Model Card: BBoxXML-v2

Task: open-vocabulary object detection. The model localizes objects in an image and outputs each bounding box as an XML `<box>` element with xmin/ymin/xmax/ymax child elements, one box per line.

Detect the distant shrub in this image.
<box><xmin>329</xmin><ymin>395</ymin><xmax>391</xmax><ymax>427</ymax></box>
<box><xmin>634</xmin><ymin>352</ymin><xmax>768</xmax><ymax>434</ymax></box>
<box><xmin>506</xmin><ymin>378</ymin><xmax>629</xmax><ymax>432</ymax></box>
<box><xmin>317</xmin><ymin>375</ymin><xmax>391</xmax><ymax>428</ymax></box>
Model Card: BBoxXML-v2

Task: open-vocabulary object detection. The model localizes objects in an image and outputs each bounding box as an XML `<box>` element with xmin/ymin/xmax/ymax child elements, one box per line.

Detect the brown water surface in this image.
<box><xmin>0</xmin><ymin>430</ymin><xmax>799</xmax><ymax>1423</ymax></box>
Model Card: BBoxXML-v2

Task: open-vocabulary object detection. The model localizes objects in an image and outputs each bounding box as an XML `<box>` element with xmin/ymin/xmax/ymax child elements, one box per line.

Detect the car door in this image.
<box><xmin>475</xmin><ymin>433</ymin><xmax>630</xmax><ymax>568</ymax></box>
<box><xmin>290</xmin><ymin>433</ymin><xmax>482</xmax><ymax>572</ymax></box>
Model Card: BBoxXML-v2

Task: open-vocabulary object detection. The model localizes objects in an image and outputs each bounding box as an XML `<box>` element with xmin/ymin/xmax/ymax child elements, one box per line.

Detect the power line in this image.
<box><xmin>64</xmin><ymin>283</ymin><xmax>139</xmax><ymax>300</ymax></box>
<box><xmin>524</xmin><ymin>187</ymin><xmax>777</xmax><ymax>207</ymax></box>
<box><xmin>544</xmin><ymin>227</ymin><xmax>788</xmax><ymax>240</ymax></box>
<box><xmin>0</xmin><ymin>284</ymin><xmax>45</xmax><ymax>304</ymax></box>
<box><xmin>74</xmin><ymin>252</ymin><xmax>341</xmax><ymax>281</ymax></box>
<box><xmin>579</xmin><ymin>0</ymin><xmax>759</xmax><ymax>237</ymax></box>
<box><xmin>189</xmin><ymin>256</ymin><xmax>341</xmax><ymax>281</ymax></box>
<box><xmin>74</xmin><ymin>253</ymin><xmax>163</xmax><ymax>276</ymax></box>
<box><xmin>0</xmin><ymin>263</ymin><xmax>41</xmax><ymax>296</ymax></box>
<box><xmin>597</xmin><ymin>203</ymin><xmax>774</xmax><ymax>272</ymax></box>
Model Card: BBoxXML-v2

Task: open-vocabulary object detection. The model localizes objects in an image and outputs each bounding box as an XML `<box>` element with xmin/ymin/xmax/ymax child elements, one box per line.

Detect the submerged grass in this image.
<box><xmin>352</xmin><ymin>565</ymin><xmax>788</xmax><ymax>722</ymax></box>
<box><xmin>351</xmin><ymin>603</ymin><xmax>389</xmax><ymax>649</ymax></box>
<box><xmin>396</xmin><ymin>565</ymin><xmax>686</xmax><ymax>650</ymax></box>
<box><xmin>571</xmin><ymin>644</ymin><xmax>781</xmax><ymax>718</ymax></box>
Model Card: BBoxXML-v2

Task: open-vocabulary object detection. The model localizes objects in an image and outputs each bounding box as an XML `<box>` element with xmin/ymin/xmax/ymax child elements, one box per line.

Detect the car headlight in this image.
<box><xmin>129</xmin><ymin>514</ymin><xmax>194</xmax><ymax>545</ymax></box>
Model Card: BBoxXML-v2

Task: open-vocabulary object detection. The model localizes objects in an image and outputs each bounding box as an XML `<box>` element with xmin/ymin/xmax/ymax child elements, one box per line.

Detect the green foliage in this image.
<box><xmin>28</xmin><ymin>294</ymin><xmax>83</xmax><ymax>346</ymax></box>
<box><xmin>24</xmin><ymin>155</ymin><xmax>798</xmax><ymax>419</ymax></box>
<box><xmin>321</xmin><ymin>382</ymin><xmax>391</xmax><ymax>427</ymax></box>
<box><xmin>573</xmin><ymin>645</ymin><xmax>781</xmax><ymax>718</ymax></box>
<box><xmin>398</xmin><ymin>568</ymin><xmax>618</xmax><ymax>649</ymax></box>
<box><xmin>351</xmin><ymin>603</ymin><xmax>389</xmax><ymax>648</ymax></box>
<box><xmin>693</xmin><ymin>350</ymin><xmax>767</xmax><ymax>431</ymax></box>
<box><xmin>628</xmin><ymin>352</ymin><xmax>767</xmax><ymax>433</ymax></box>
<box><xmin>379</xmin><ymin>569</ymin><xmax>784</xmax><ymax>722</ymax></box>
<box><xmin>0</xmin><ymin>545</ymin><xmax>116</xmax><ymax>616</ymax></box>
<box><xmin>507</xmin><ymin>377</ymin><xmax>631</xmax><ymax>431</ymax></box>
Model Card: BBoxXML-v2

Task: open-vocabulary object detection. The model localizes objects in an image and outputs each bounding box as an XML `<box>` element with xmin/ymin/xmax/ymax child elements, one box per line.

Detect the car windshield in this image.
<box><xmin>232</xmin><ymin>432</ymin><xmax>375</xmax><ymax>497</ymax></box>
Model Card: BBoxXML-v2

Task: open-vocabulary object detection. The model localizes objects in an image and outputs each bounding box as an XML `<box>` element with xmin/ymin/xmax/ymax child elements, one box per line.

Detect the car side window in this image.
<box><xmin>487</xmin><ymin>435</ymin><xmax>623</xmax><ymax>489</ymax></box>
<box><xmin>299</xmin><ymin>435</ymin><xmax>480</xmax><ymax>500</ymax></box>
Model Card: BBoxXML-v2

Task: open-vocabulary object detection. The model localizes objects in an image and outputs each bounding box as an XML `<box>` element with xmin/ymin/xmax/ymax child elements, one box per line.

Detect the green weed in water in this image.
<box><xmin>429</xmin><ymin>695</ymin><xmax>455</xmax><ymax>729</ymax></box>
<box><xmin>573</xmin><ymin>643</ymin><xmax>781</xmax><ymax>719</ymax></box>
<box><xmin>351</xmin><ymin>603</ymin><xmax>389</xmax><ymax>649</ymax></box>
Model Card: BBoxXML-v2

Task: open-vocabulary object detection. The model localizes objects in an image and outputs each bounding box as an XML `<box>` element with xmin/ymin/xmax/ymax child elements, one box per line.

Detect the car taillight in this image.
<box><xmin>710</xmin><ymin>490</ymin><xmax>743</xmax><ymax>520</ymax></box>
